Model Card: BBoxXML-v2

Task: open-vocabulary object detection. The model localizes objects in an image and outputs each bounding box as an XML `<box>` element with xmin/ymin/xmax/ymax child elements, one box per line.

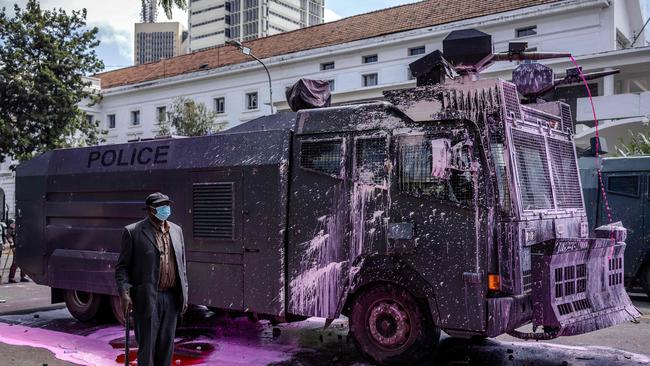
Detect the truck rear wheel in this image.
<box><xmin>349</xmin><ymin>284</ymin><xmax>440</xmax><ymax>365</ymax></box>
<box><xmin>63</xmin><ymin>289</ymin><xmax>103</xmax><ymax>322</ymax></box>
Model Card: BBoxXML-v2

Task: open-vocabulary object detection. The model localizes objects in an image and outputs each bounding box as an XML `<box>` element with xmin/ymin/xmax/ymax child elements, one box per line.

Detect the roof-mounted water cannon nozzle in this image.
<box><xmin>492</xmin><ymin>42</ymin><xmax>571</xmax><ymax>62</ymax></box>
<box><xmin>555</xmin><ymin>67</ymin><xmax>620</xmax><ymax>86</ymax></box>
<box><xmin>513</xmin><ymin>63</ymin><xmax>620</xmax><ymax>101</ymax></box>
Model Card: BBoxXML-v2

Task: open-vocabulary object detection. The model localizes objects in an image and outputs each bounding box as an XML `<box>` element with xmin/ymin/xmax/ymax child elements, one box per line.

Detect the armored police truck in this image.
<box><xmin>15</xmin><ymin>30</ymin><xmax>640</xmax><ymax>365</ymax></box>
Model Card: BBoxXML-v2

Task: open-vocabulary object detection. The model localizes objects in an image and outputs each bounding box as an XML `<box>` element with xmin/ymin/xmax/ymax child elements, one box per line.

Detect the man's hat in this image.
<box><xmin>145</xmin><ymin>192</ymin><xmax>172</xmax><ymax>206</ymax></box>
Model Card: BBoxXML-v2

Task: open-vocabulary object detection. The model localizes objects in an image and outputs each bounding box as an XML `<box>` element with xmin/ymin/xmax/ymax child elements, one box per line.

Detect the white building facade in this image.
<box><xmin>189</xmin><ymin>0</ymin><xmax>324</xmax><ymax>52</ymax></box>
<box><xmin>1</xmin><ymin>0</ymin><xmax>648</xmax><ymax>218</ymax></box>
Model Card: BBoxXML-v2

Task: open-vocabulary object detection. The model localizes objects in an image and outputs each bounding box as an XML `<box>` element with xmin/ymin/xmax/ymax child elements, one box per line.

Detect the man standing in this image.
<box><xmin>115</xmin><ymin>193</ymin><xmax>188</xmax><ymax>366</ymax></box>
<box><xmin>7</xmin><ymin>219</ymin><xmax>28</xmax><ymax>283</ymax></box>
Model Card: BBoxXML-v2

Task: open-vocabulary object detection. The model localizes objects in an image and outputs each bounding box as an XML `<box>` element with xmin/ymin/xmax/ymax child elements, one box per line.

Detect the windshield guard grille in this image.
<box><xmin>547</xmin><ymin>139</ymin><xmax>583</xmax><ymax>209</ymax></box>
<box><xmin>511</xmin><ymin>129</ymin><xmax>583</xmax><ymax>212</ymax></box>
<box><xmin>512</xmin><ymin>129</ymin><xmax>553</xmax><ymax>210</ymax></box>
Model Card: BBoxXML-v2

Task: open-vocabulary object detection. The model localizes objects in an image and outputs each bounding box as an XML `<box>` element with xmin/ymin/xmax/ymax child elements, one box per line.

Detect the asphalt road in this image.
<box><xmin>0</xmin><ymin>280</ymin><xmax>649</xmax><ymax>366</ymax></box>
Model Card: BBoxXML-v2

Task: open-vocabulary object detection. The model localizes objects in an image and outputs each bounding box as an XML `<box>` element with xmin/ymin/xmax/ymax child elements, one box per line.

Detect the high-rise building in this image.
<box><xmin>188</xmin><ymin>0</ymin><xmax>325</xmax><ymax>52</ymax></box>
<box><xmin>134</xmin><ymin>22</ymin><xmax>189</xmax><ymax>65</ymax></box>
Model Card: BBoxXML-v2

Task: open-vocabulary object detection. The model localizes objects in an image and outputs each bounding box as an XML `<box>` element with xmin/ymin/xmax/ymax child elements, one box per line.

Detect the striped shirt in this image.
<box><xmin>149</xmin><ymin>219</ymin><xmax>177</xmax><ymax>291</ymax></box>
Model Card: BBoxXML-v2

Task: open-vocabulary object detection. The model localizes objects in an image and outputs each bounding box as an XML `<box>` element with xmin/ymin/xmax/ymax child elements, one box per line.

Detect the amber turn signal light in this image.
<box><xmin>488</xmin><ymin>274</ymin><xmax>501</xmax><ymax>291</ymax></box>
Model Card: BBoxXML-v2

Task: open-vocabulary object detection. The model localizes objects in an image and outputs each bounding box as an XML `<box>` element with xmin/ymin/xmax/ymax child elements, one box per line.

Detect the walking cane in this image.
<box><xmin>124</xmin><ymin>306</ymin><xmax>131</xmax><ymax>366</ymax></box>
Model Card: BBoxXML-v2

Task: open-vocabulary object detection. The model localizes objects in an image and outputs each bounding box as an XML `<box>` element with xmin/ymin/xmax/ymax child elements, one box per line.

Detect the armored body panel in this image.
<box><xmin>580</xmin><ymin>156</ymin><xmax>650</xmax><ymax>281</ymax></box>
<box><xmin>16</xmin><ymin>130</ymin><xmax>292</xmax><ymax>315</ymax></box>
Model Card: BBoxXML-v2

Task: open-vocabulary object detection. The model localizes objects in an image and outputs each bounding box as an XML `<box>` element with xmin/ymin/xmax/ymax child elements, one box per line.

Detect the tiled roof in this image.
<box><xmin>96</xmin><ymin>0</ymin><xmax>562</xmax><ymax>89</ymax></box>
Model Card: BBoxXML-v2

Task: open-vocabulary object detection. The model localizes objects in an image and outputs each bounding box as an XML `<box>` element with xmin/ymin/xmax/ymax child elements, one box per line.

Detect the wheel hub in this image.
<box><xmin>368</xmin><ymin>300</ymin><xmax>410</xmax><ymax>349</ymax></box>
<box><xmin>73</xmin><ymin>290</ymin><xmax>92</xmax><ymax>306</ymax></box>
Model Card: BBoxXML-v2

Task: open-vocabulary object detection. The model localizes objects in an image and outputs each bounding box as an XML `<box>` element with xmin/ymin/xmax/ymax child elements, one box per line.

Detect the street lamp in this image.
<box><xmin>226</xmin><ymin>39</ymin><xmax>275</xmax><ymax>114</ymax></box>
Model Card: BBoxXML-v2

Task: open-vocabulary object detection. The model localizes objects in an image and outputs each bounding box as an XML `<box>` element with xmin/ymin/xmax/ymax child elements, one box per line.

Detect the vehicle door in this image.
<box><xmin>286</xmin><ymin>134</ymin><xmax>350</xmax><ymax>318</ymax></box>
<box><xmin>186</xmin><ymin>169</ymin><xmax>244</xmax><ymax>310</ymax></box>
<box><xmin>389</xmin><ymin>129</ymin><xmax>487</xmax><ymax>332</ymax></box>
<box><xmin>601</xmin><ymin>173</ymin><xmax>644</xmax><ymax>278</ymax></box>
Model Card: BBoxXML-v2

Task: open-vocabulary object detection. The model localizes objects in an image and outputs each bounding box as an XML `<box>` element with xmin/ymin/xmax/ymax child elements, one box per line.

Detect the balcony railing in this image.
<box><xmin>576</xmin><ymin>92</ymin><xmax>650</xmax><ymax>122</ymax></box>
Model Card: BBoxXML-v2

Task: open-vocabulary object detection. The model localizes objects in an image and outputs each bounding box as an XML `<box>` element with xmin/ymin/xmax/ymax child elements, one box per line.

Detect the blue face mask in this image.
<box><xmin>153</xmin><ymin>205</ymin><xmax>171</xmax><ymax>221</ymax></box>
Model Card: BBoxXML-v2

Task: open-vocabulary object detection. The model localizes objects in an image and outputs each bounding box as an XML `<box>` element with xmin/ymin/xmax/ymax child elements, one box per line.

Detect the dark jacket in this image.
<box><xmin>115</xmin><ymin>218</ymin><xmax>188</xmax><ymax>317</ymax></box>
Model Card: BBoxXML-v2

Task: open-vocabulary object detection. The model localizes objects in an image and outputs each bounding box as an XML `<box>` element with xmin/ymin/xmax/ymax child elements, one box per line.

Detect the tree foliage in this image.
<box><xmin>158</xmin><ymin>97</ymin><xmax>226</xmax><ymax>137</ymax></box>
<box><xmin>159</xmin><ymin>0</ymin><xmax>187</xmax><ymax>19</ymax></box>
<box><xmin>615</xmin><ymin>129</ymin><xmax>650</xmax><ymax>156</ymax></box>
<box><xmin>0</xmin><ymin>0</ymin><xmax>104</xmax><ymax>162</ymax></box>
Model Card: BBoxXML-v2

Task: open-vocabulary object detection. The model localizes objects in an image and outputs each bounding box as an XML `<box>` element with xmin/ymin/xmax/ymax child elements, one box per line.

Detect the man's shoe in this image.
<box><xmin>20</xmin><ymin>278</ymin><xmax>30</xmax><ymax>283</ymax></box>
<box><xmin>8</xmin><ymin>279</ymin><xmax>17</xmax><ymax>283</ymax></box>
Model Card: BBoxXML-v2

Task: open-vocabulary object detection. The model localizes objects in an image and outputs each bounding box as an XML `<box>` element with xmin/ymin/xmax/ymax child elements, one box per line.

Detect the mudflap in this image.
<box><xmin>531</xmin><ymin>237</ymin><xmax>641</xmax><ymax>337</ymax></box>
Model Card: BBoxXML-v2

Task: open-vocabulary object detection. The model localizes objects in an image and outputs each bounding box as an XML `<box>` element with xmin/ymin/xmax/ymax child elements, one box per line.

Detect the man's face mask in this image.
<box><xmin>153</xmin><ymin>205</ymin><xmax>171</xmax><ymax>221</ymax></box>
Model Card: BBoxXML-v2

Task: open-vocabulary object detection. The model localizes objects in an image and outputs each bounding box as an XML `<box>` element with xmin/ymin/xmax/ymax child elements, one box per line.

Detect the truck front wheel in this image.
<box><xmin>63</xmin><ymin>289</ymin><xmax>103</xmax><ymax>322</ymax></box>
<box><xmin>349</xmin><ymin>284</ymin><xmax>440</xmax><ymax>365</ymax></box>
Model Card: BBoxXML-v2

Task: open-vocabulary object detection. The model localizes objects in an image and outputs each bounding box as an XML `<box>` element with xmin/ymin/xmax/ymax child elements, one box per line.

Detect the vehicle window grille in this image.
<box><xmin>300</xmin><ymin>140</ymin><xmax>342</xmax><ymax>176</ymax></box>
<box><xmin>607</xmin><ymin>175</ymin><xmax>639</xmax><ymax>197</ymax></box>
<box><xmin>523</xmin><ymin>108</ymin><xmax>560</xmax><ymax>127</ymax></box>
<box><xmin>557</xmin><ymin>302</ymin><xmax>573</xmax><ymax>316</ymax></box>
<box><xmin>398</xmin><ymin>136</ymin><xmax>473</xmax><ymax>205</ymax></box>
<box><xmin>356</xmin><ymin>137</ymin><xmax>387</xmax><ymax>185</ymax></box>
<box><xmin>502</xmin><ymin>82</ymin><xmax>522</xmax><ymax>121</ymax></box>
<box><xmin>547</xmin><ymin>138</ymin><xmax>583</xmax><ymax>209</ymax></box>
<box><xmin>560</xmin><ymin>103</ymin><xmax>573</xmax><ymax>134</ymax></box>
<box><xmin>522</xmin><ymin>269</ymin><xmax>532</xmax><ymax>292</ymax></box>
<box><xmin>576</xmin><ymin>263</ymin><xmax>587</xmax><ymax>293</ymax></box>
<box><xmin>573</xmin><ymin>298</ymin><xmax>591</xmax><ymax>312</ymax></box>
<box><xmin>511</xmin><ymin>129</ymin><xmax>553</xmax><ymax>210</ymax></box>
<box><xmin>192</xmin><ymin>183</ymin><xmax>234</xmax><ymax>239</ymax></box>
<box><xmin>554</xmin><ymin>267</ymin><xmax>563</xmax><ymax>298</ymax></box>
<box><xmin>608</xmin><ymin>256</ymin><xmax>624</xmax><ymax>287</ymax></box>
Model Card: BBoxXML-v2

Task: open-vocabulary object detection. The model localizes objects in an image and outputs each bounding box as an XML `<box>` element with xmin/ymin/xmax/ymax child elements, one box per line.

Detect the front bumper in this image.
<box><xmin>530</xmin><ymin>237</ymin><xmax>640</xmax><ymax>336</ymax></box>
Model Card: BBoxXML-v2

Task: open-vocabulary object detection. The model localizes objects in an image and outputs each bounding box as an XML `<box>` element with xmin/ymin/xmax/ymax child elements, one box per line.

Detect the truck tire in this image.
<box><xmin>641</xmin><ymin>263</ymin><xmax>650</xmax><ymax>299</ymax></box>
<box><xmin>349</xmin><ymin>284</ymin><xmax>440</xmax><ymax>366</ymax></box>
<box><xmin>63</xmin><ymin>289</ymin><xmax>103</xmax><ymax>322</ymax></box>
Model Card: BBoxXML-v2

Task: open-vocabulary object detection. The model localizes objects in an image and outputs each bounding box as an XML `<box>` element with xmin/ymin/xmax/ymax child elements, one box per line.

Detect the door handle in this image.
<box><xmin>244</xmin><ymin>248</ymin><xmax>260</xmax><ymax>253</ymax></box>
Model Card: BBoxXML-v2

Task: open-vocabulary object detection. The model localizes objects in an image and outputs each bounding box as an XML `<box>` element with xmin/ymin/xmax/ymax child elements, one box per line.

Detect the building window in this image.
<box><xmin>131</xmin><ymin>110</ymin><xmax>140</xmax><ymax>126</ymax></box>
<box><xmin>408</xmin><ymin>46</ymin><xmax>425</xmax><ymax>56</ymax></box>
<box><xmin>107</xmin><ymin>114</ymin><xmax>116</xmax><ymax>129</ymax></box>
<box><xmin>157</xmin><ymin>106</ymin><xmax>166</xmax><ymax>123</ymax></box>
<box><xmin>246</xmin><ymin>92</ymin><xmax>258</xmax><ymax>110</ymax></box>
<box><xmin>320</xmin><ymin>61</ymin><xmax>335</xmax><ymax>71</ymax></box>
<box><xmin>516</xmin><ymin>25</ymin><xmax>537</xmax><ymax>38</ymax></box>
<box><xmin>407</xmin><ymin>68</ymin><xmax>415</xmax><ymax>81</ymax></box>
<box><xmin>85</xmin><ymin>114</ymin><xmax>94</xmax><ymax>124</ymax></box>
<box><xmin>327</xmin><ymin>79</ymin><xmax>335</xmax><ymax>92</ymax></box>
<box><xmin>363</xmin><ymin>54</ymin><xmax>378</xmax><ymax>64</ymax></box>
<box><xmin>214</xmin><ymin>97</ymin><xmax>226</xmax><ymax>114</ymax></box>
<box><xmin>362</xmin><ymin>73</ymin><xmax>378</xmax><ymax>87</ymax></box>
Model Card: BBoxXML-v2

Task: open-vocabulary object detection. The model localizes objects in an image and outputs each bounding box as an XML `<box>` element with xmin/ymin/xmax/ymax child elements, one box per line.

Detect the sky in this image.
<box><xmin>0</xmin><ymin>0</ymin><xmax>418</xmax><ymax>71</ymax></box>
<box><xmin>1</xmin><ymin>1</ymin><xmax>647</xmax><ymax>70</ymax></box>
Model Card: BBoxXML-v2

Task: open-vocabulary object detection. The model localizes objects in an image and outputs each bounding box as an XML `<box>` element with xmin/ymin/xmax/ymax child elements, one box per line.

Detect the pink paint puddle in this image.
<box><xmin>0</xmin><ymin>310</ymin><xmax>302</xmax><ymax>366</ymax></box>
